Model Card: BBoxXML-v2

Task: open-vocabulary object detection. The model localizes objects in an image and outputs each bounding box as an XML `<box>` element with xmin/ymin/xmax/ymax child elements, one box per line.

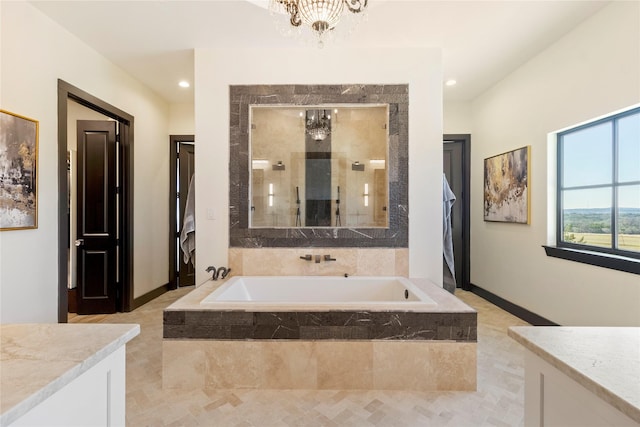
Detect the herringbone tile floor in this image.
<box><xmin>70</xmin><ymin>288</ymin><xmax>529</xmax><ymax>426</ymax></box>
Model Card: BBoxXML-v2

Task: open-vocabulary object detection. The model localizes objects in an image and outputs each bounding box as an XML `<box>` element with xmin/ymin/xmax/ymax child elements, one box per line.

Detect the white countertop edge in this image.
<box><xmin>1</xmin><ymin>324</ymin><xmax>140</xmax><ymax>426</ymax></box>
<box><xmin>508</xmin><ymin>326</ymin><xmax>640</xmax><ymax>424</ymax></box>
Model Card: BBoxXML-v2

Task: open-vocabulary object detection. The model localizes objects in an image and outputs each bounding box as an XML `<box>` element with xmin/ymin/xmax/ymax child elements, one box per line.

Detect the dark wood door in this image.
<box><xmin>178</xmin><ymin>143</ymin><xmax>195</xmax><ymax>287</ymax></box>
<box><xmin>444</xmin><ymin>141</ymin><xmax>465</xmax><ymax>289</ymax></box>
<box><xmin>76</xmin><ymin>120</ymin><xmax>118</xmax><ymax>314</ymax></box>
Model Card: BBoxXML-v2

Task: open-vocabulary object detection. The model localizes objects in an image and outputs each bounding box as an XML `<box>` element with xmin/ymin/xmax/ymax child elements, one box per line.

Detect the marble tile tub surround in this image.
<box><xmin>73</xmin><ymin>287</ymin><xmax>527</xmax><ymax>425</ymax></box>
<box><xmin>229</xmin><ymin>84</ymin><xmax>409</xmax><ymax>249</ymax></box>
<box><xmin>164</xmin><ymin>278</ymin><xmax>476</xmax><ymax>389</ymax></box>
<box><xmin>228</xmin><ymin>247</ymin><xmax>409</xmax><ymax>277</ymax></box>
<box><xmin>164</xmin><ymin>309</ymin><xmax>477</xmax><ymax>341</ymax></box>
<box><xmin>163</xmin><ymin>339</ymin><xmax>477</xmax><ymax>392</ymax></box>
<box><xmin>163</xmin><ymin>277</ymin><xmax>476</xmax><ymax>341</ymax></box>
<box><xmin>0</xmin><ymin>323</ymin><xmax>140</xmax><ymax>426</ymax></box>
<box><xmin>509</xmin><ymin>326</ymin><xmax>640</xmax><ymax>424</ymax></box>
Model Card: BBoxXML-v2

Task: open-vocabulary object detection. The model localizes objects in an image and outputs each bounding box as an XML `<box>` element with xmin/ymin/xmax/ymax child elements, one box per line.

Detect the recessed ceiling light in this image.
<box><xmin>178</xmin><ymin>80</ymin><xmax>190</xmax><ymax>88</ymax></box>
<box><xmin>445</xmin><ymin>79</ymin><xmax>457</xmax><ymax>87</ymax></box>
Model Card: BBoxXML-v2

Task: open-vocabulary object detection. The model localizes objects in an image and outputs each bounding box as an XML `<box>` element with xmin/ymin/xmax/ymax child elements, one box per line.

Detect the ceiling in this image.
<box><xmin>30</xmin><ymin>0</ymin><xmax>609</xmax><ymax>105</ymax></box>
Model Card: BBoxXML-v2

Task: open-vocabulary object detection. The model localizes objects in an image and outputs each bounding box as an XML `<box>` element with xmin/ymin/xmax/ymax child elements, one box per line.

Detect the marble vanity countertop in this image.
<box><xmin>165</xmin><ymin>276</ymin><xmax>476</xmax><ymax>314</ymax></box>
<box><xmin>509</xmin><ymin>326</ymin><xmax>640</xmax><ymax>424</ymax></box>
<box><xmin>0</xmin><ymin>323</ymin><xmax>140</xmax><ymax>426</ymax></box>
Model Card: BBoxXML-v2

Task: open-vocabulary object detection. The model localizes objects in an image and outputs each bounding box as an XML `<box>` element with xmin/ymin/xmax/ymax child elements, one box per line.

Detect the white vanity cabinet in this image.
<box><xmin>509</xmin><ymin>327</ymin><xmax>640</xmax><ymax>427</ymax></box>
<box><xmin>1</xmin><ymin>324</ymin><xmax>139</xmax><ymax>427</ymax></box>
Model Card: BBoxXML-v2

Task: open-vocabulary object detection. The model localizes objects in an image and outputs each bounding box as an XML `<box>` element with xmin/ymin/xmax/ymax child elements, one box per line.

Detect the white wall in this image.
<box><xmin>0</xmin><ymin>2</ymin><xmax>171</xmax><ymax>322</ymax></box>
<box><xmin>469</xmin><ymin>2</ymin><xmax>640</xmax><ymax>326</ymax></box>
<box><xmin>194</xmin><ymin>48</ymin><xmax>443</xmax><ymax>287</ymax></box>
<box><xmin>444</xmin><ymin>101</ymin><xmax>472</xmax><ymax>135</ymax></box>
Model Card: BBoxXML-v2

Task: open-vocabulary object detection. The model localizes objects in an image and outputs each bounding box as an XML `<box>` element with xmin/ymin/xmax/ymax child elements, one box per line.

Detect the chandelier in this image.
<box><xmin>306</xmin><ymin>110</ymin><xmax>331</xmax><ymax>141</ymax></box>
<box><xmin>270</xmin><ymin>0</ymin><xmax>368</xmax><ymax>46</ymax></box>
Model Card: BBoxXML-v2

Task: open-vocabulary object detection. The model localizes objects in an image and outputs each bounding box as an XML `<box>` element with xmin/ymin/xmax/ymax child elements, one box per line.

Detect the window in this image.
<box><xmin>555</xmin><ymin>107</ymin><xmax>640</xmax><ymax>267</ymax></box>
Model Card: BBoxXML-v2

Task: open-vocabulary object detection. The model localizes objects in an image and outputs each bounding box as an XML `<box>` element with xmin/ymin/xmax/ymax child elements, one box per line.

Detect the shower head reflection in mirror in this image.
<box><xmin>249</xmin><ymin>104</ymin><xmax>389</xmax><ymax>229</ymax></box>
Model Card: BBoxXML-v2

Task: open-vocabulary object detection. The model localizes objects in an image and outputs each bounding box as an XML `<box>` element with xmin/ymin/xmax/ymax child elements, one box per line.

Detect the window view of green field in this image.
<box><xmin>563</xmin><ymin>208</ymin><xmax>640</xmax><ymax>252</ymax></box>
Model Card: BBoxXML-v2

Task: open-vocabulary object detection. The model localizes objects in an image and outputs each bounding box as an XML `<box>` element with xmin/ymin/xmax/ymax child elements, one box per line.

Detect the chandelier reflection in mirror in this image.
<box><xmin>269</xmin><ymin>0</ymin><xmax>368</xmax><ymax>47</ymax></box>
<box><xmin>306</xmin><ymin>109</ymin><xmax>331</xmax><ymax>141</ymax></box>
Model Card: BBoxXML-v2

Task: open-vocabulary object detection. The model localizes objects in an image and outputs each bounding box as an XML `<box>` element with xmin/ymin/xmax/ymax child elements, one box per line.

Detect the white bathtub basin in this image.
<box><xmin>200</xmin><ymin>276</ymin><xmax>437</xmax><ymax>311</ymax></box>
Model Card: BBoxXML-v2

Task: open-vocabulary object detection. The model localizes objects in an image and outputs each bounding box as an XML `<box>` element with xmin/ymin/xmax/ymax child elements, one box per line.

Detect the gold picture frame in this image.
<box><xmin>0</xmin><ymin>110</ymin><xmax>39</xmax><ymax>230</ymax></box>
<box><xmin>483</xmin><ymin>145</ymin><xmax>531</xmax><ymax>224</ymax></box>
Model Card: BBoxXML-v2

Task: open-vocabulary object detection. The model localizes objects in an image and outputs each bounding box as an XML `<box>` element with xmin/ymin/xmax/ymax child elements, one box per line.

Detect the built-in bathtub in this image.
<box><xmin>201</xmin><ymin>276</ymin><xmax>437</xmax><ymax>309</ymax></box>
<box><xmin>163</xmin><ymin>276</ymin><xmax>477</xmax><ymax>391</ymax></box>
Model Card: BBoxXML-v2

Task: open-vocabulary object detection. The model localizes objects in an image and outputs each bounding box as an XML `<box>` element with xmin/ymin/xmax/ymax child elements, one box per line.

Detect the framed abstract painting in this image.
<box><xmin>0</xmin><ymin>110</ymin><xmax>39</xmax><ymax>230</ymax></box>
<box><xmin>483</xmin><ymin>145</ymin><xmax>530</xmax><ymax>224</ymax></box>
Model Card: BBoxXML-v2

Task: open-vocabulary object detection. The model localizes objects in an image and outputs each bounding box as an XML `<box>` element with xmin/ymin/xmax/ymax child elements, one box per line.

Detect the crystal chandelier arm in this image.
<box><xmin>345</xmin><ymin>0</ymin><xmax>367</xmax><ymax>14</ymax></box>
<box><xmin>288</xmin><ymin>2</ymin><xmax>302</xmax><ymax>26</ymax></box>
<box><xmin>272</xmin><ymin>0</ymin><xmax>302</xmax><ymax>27</ymax></box>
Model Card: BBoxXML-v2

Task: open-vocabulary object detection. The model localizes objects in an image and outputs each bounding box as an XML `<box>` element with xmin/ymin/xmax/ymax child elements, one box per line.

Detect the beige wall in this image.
<box><xmin>0</xmin><ymin>2</ymin><xmax>171</xmax><ymax>321</ymax></box>
<box><xmin>468</xmin><ymin>2</ymin><xmax>640</xmax><ymax>326</ymax></box>
<box><xmin>169</xmin><ymin>103</ymin><xmax>195</xmax><ymax>135</ymax></box>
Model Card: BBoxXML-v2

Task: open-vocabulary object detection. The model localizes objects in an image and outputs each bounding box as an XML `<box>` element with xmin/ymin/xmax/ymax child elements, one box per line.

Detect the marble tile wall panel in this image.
<box><xmin>357</xmin><ymin>249</ymin><xmax>395</xmax><ymax>276</ymax></box>
<box><xmin>395</xmin><ymin>248</ymin><xmax>410</xmax><ymax>276</ymax></box>
<box><xmin>372</xmin><ymin>342</ymin><xmax>477</xmax><ymax>391</ymax></box>
<box><xmin>162</xmin><ymin>339</ymin><xmax>476</xmax><ymax>391</ymax></box>
<box><xmin>162</xmin><ymin>341</ymin><xmax>205</xmax><ymax>390</ymax></box>
<box><xmin>227</xmin><ymin>248</ymin><xmax>243</xmax><ymax>275</ymax></box>
<box><xmin>229</xmin><ymin>248</ymin><xmax>407</xmax><ymax>277</ymax></box>
<box><xmin>163</xmin><ymin>309</ymin><xmax>477</xmax><ymax>341</ymax></box>
<box><xmin>229</xmin><ymin>84</ymin><xmax>408</xmax><ymax>249</ymax></box>
<box><xmin>261</xmin><ymin>341</ymin><xmax>318</xmax><ymax>389</ymax></box>
<box><xmin>204</xmin><ymin>341</ymin><xmax>263</xmax><ymax>389</ymax></box>
<box><xmin>316</xmin><ymin>342</ymin><xmax>374</xmax><ymax>389</ymax></box>
<box><xmin>162</xmin><ymin>341</ymin><xmax>319</xmax><ymax>390</ymax></box>
<box><xmin>299</xmin><ymin>326</ymin><xmax>369</xmax><ymax>340</ymax></box>
<box><xmin>426</xmin><ymin>342</ymin><xmax>477</xmax><ymax>390</ymax></box>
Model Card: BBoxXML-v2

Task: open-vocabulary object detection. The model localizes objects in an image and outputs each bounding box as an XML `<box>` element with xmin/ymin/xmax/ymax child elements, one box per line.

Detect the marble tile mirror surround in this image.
<box><xmin>230</xmin><ymin>84</ymin><xmax>408</xmax><ymax>248</ymax></box>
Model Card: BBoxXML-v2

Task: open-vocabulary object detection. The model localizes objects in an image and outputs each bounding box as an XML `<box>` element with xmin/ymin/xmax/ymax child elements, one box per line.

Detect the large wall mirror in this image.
<box><xmin>250</xmin><ymin>105</ymin><xmax>389</xmax><ymax>228</ymax></box>
<box><xmin>230</xmin><ymin>84</ymin><xmax>408</xmax><ymax>248</ymax></box>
